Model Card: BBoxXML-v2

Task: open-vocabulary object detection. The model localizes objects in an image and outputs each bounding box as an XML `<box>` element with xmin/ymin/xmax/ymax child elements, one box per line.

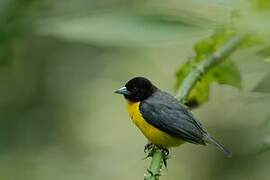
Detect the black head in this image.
<box><xmin>115</xmin><ymin>77</ymin><xmax>157</xmax><ymax>102</ymax></box>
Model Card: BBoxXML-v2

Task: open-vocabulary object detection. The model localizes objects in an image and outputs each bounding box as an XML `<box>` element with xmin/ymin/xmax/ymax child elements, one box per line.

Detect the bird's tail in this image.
<box><xmin>203</xmin><ymin>134</ymin><xmax>232</xmax><ymax>157</ymax></box>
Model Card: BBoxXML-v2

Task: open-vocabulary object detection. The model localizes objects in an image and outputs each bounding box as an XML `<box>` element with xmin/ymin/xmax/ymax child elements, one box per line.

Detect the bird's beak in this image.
<box><xmin>114</xmin><ymin>87</ymin><xmax>130</xmax><ymax>95</ymax></box>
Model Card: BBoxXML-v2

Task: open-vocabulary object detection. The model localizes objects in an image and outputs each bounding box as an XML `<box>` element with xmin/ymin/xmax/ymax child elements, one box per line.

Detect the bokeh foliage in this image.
<box><xmin>0</xmin><ymin>0</ymin><xmax>270</xmax><ymax>180</ymax></box>
<box><xmin>175</xmin><ymin>28</ymin><xmax>241</xmax><ymax>107</ymax></box>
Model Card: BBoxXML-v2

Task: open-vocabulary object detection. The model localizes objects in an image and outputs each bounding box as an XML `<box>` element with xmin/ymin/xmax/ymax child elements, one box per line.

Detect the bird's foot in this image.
<box><xmin>144</xmin><ymin>143</ymin><xmax>156</xmax><ymax>159</ymax></box>
<box><xmin>160</xmin><ymin>147</ymin><xmax>169</xmax><ymax>156</ymax></box>
<box><xmin>160</xmin><ymin>147</ymin><xmax>170</xmax><ymax>168</ymax></box>
<box><xmin>143</xmin><ymin>143</ymin><xmax>170</xmax><ymax>167</ymax></box>
<box><xmin>144</xmin><ymin>143</ymin><xmax>155</xmax><ymax>153</ymax></box>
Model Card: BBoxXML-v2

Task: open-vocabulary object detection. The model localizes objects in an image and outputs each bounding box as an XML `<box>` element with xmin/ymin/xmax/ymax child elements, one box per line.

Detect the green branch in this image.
<box><xmin>176</xmin><ymin>32</ymin><xmax>248</xmax><ymax>101</ymax></box>
<box><xmin>144</xmin><ymin>32</ymin><xmax>248</xmax><ymax>180</ymax></box>
<box><xmin>144</xmin><ymin>149</ymin><xmax>164</xmax><ymax>180</ymax></box>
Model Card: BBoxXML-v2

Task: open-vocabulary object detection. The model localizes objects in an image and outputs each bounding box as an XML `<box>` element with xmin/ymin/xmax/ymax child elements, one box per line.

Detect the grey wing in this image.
<box><xmin>140</xmin><ymin>91</ymin><xmax>206</xmax><ymax>145</ymax></box>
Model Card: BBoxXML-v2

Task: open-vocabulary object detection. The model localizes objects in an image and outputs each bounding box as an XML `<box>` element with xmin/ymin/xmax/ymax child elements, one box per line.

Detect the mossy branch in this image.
<box><xmin>144</xmin><ymin>32</ymin><xmax>248</xmax><ymax>180</ymax></box>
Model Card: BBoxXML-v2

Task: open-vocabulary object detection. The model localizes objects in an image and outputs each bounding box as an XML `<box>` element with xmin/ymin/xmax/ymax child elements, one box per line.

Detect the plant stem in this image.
<box><xmin>144</xmin><ymin>150</ymin><xmax>164</xmax><ymax>180</ymax></box>
<box><xmin>144</xmin><ymin>32</ymin><xmax>248</xmax><ymax>180</ymax></box>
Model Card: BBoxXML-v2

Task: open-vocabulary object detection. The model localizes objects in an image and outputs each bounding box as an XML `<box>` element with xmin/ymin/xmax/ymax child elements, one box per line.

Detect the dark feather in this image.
<box><xmin>140</xmin><ymin>90</ymin><xmax>207</xmax><ymax>145</ymax></box>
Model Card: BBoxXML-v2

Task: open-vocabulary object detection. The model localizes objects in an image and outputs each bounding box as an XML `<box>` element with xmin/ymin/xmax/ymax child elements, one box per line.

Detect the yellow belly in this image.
<box><xmin>127</xmin><ymin>101</ymin><xmax>184</xmax><ymax>148</ymax></box>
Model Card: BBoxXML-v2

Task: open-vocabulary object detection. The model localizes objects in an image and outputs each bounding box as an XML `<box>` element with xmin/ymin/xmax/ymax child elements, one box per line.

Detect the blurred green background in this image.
<box><xmin>0</xmin><ymin>0</ymin><xmax>270</xmax><ymax>180</ymax></box>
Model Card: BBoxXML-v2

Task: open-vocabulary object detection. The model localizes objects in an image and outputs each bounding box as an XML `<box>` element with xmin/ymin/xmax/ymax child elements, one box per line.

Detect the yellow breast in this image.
<box><xmin>127</xmin><ymin>101</ymin><xmax>184</xmax><ymax>148</ymax></box>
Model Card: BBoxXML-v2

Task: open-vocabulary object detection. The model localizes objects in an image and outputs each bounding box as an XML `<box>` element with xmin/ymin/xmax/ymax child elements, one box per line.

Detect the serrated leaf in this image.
<box><xmin>253</xmin><ymin>73</ymin><xmax>270</xmax><ymax>93</ymax></box>
<box><xmin>175</xmin><ymin>28</ymin><xmax>241</xmax><ymax>107</ymax></box>
<box><xmin>207</xmin><ymin>59</ymin><xmax>241</xmax><ymax>88</ymax></box>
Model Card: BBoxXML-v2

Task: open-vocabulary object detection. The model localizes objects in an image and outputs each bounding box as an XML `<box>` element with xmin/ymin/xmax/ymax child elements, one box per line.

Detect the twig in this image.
<box><xmin>144</xmin><ymin>150</ymin><xmax>164</xmax><ymax>180</ymax></box>
<box><xmin>176</xmin><ymin>32</ymin><xmax>248</xmax><ymax>101</ymax></box>
<box><xmin>144</xmin><ymin>32</ymin><xmax>248</xmax><ymax>180</ymax></box>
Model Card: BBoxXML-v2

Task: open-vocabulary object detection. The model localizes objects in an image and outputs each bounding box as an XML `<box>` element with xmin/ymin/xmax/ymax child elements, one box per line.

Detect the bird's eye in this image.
<box><xmin>133</xmin><ymin>87</ymin><xmax>138</xmax><ymax>91</ymax></box>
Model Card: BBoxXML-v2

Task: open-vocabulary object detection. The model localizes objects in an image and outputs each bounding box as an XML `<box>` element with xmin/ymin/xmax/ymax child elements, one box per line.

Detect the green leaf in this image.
<box><xmin>253</xmin><ymin>73</ymin><xmax>270</xmax><ymax>93</ymax></box>
<box><xmin>175</xmin><ymin>28</ymin><xmax>242</xmax><ymax>107</ymax></box>
<box><xmin>208</xmin><ymin>59</ymin><xmax>241</xmax><ymax>88</ymax></box>
<box><xmin>184</xmin><ymin>79</ymin><xmax>210</xmax><ymax>108</ymax></box>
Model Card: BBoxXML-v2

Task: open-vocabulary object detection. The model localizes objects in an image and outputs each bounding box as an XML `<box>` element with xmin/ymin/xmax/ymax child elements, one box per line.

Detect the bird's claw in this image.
<box><xmin>144</xmin><ymin>143</ymin><xmax>155</xmax><ymax>153</ymax></box>
<box><xmin>143</xmin><ymin>143</ymin><xmax>170</xmax><ymax>167</ymax></box>
<box><xmin>161</xmin><ymin>147</ymin><xmax>170</xmax><ymax>156</ymax></box>
<box><xmin>144</xmin><ymin>143</ymin><xmax>156</xmax><ymax>159</ymax></box>
<box><xmin>160</xmin><ymin>147</ymin><xmax>170</xmax><ymax>168</ymax></box>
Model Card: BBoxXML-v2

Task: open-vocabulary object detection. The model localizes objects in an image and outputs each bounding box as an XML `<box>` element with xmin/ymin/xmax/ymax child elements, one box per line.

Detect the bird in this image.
<box><xmin>115</xmin><ymin>77</ymin><xmax>231</xmax><ymax>157</ymax></box>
